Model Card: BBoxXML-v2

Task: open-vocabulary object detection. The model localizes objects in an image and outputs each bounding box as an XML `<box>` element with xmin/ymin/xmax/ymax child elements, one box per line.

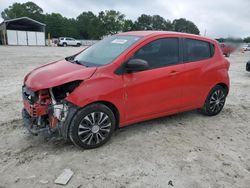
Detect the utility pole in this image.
<box><xmin>48</xmin><ymin>33</ymin><xmax>51</xmax><ymax>46</ymax></box>
<box><xmin>3</xmin><ymin>29</ymin><xmax>6</xmax><ymax>45</ymax></box>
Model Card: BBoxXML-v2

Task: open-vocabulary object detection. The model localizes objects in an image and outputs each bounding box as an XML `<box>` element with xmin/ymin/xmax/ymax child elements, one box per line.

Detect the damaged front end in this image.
<box><xmin>22</xmin><ymin>81</ymin><xmax>81</xmax><ymax>139</ymax></box>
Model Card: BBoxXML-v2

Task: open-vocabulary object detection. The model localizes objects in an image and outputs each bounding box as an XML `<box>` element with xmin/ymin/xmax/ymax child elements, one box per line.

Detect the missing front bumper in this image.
<box><xmin>22</xmin><ymin>109</ymin><xmax>51</xmax><ymax>136</ymax></box>
<box><xmin>22</xmin><ymin>102</ymin><xmax>79</xmax><ymax>139</ymax></box>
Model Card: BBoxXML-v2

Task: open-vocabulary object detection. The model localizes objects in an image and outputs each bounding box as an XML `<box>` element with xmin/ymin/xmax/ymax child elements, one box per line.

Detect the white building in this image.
<box><xmin>0</xmin><ymin>17</ymin><xmax>46</xmax><ymax>46</ymax></box>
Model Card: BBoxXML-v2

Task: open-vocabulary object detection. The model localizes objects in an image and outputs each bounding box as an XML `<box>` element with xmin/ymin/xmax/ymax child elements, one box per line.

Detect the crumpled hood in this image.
<box><xmin>25</xmin><ymin>59</ymin><xmax>97</xmax><ymax>91</ymax></box>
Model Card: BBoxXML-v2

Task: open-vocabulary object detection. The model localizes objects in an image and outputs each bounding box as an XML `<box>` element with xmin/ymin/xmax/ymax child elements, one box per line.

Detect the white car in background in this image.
<box><xmin>241</xmin><ymin>44</ymin><xmax>250</xmax><ymax>51</ymax></box>
<box><xmin>58</xmin><ymin>37</ymin><xmax>81</xmax><ymax>47</ymax></box>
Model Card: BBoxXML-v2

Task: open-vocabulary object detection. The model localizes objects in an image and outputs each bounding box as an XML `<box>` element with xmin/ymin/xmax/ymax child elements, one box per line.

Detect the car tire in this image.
<box><xmin>69</xmin><ymin>103</ymin><xmax>116</xmax><ymax>149</ymax></box>
<box><xmin>63</xmin><ymin>43</ymin><xmax>67</xmax><ymax>47</ymax></box>
<box><xmin>201</xmin><ymin>85</ymin><xmax>227</xmax><ymax>116</ymax></box>
<box><xmin>76</xmin><ymin>43</ymin><xmax>81</xmax><ymax>47</ymax></box>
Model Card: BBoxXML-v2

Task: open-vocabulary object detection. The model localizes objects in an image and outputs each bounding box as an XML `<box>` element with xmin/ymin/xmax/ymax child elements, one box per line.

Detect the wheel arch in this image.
<box><xmin>215</xmin><ymin>82</ymin><xmax>229</xmax><ymax>95</ymax></box>
<box><xmin>82</xmin><ymin>100</ymin><xmax>120</xmax><ymax>129</ymax></box>
<box><xmin>201</xmin><ymin>82</ymin><xmax>229</xmax><ymax>107</ymax></box>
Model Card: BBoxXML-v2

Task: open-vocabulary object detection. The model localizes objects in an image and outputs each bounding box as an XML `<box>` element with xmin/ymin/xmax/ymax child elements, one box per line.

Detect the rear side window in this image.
<box><xmin>133</xmin><ymin>38</ymin><xmax>179</xmax><ymax>69</ymax></box>
<box><xmin>185</xmin><ymin>39</ymin><xmax>213</xmax><ymax>62</ymax></box>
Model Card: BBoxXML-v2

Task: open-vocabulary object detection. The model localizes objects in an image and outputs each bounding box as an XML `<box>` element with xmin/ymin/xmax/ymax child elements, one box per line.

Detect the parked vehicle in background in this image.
<box><xmin>241</xmin><ymin>44</ymin><xmax>250</xmax><ymax>51</ymax></box>
<box><xmin>58</xmin><ymin>37</ymin><xmax>81</xmax><ymax>47</ymax></box>
<box><xmin>22</xmin><ymin>31</ymin><xmax>230</xmax><ymax>149</ymax></box>
<box><xmin>220</xmin><ymin>43</ymin><xmax>234</xmax><ymax>57</ymax></box>
<box><xmin>246</xmin><ymin>60</ymin><xmax>250</xmax><ymax>72</ymax></box>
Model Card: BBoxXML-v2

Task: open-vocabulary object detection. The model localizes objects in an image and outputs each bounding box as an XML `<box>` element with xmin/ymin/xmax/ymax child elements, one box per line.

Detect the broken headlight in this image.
<box><xmin>52</xmin><ymin>80</ymin><xmax>82</xmax><ymax>101</ymax></box>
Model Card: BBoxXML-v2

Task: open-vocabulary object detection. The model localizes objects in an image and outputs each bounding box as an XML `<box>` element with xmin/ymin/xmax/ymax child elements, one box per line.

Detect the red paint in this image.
<box><xmin>23</xmin><ymin>90</ymin><xmax>51</xmax><ymax>117</ymax></box>
<box><xmin>25</xmin><ymin>60</ymin><xmax>96</xmax><ymax>91</ymax></box>
<box><xmin>23</xmin><ymin>31</ymin><xmax>230</xmax><ymax>128</ymax></box>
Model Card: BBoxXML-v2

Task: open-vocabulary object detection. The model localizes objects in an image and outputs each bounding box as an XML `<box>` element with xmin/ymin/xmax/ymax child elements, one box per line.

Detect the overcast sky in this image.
<box><xmin>0</xmin><ymin>0</ymin><xmax>249</xmax><ymax>38</ymax></box>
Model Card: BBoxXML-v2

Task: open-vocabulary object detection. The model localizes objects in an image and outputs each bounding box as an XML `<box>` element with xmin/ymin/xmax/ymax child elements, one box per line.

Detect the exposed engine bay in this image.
<box><xmin>22</xmin><ymin>81</ymin><xmax>81</xmax><ymax>138</ymax></box>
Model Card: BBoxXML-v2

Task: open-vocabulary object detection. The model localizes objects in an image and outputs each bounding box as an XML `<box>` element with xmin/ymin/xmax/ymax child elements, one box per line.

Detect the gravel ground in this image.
<box><xmin>0</xmin><ymin>46</ymin><xmax>250</xmax><ymax>188</ymax></box>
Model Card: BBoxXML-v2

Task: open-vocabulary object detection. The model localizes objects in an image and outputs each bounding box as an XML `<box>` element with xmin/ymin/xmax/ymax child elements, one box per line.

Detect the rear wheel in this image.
<box><xmin>201</xmin><ymin>85</ymin><xmax>227</xmax><ymax>116</ymax></box>
<box><xmin>69</xmin><ymin>103</ymin><xmax>116</xmax><ymax>149</ymax></box>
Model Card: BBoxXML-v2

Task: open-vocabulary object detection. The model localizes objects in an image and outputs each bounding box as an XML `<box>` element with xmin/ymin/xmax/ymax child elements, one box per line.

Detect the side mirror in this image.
<box><xmin>126</xmin><ymin>59</ymin><xmax>149</xmax><ymax>72</ymax></box>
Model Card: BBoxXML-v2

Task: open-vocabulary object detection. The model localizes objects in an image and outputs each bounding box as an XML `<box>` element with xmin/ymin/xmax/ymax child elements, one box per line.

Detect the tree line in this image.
<box><xmin>2</xmin><ymin>1</ymin><xmax>249</xmax><ymax>42</ymax></box>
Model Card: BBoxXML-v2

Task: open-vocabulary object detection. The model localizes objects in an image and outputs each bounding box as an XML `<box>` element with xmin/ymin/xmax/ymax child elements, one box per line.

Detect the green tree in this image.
<box><xmin>63</xmin><ymin>18</ymin><xmax>80</xmax><ymax>39</ymax></box>
<box><xmin>122</xmin><ymin>19</ymin><xmax>134</xmax><ymax>32</ymax></box>
<box><xmin>1</xmin><ymin>2</ymin><xmax>202</xmax><ymax>39</ymax></box>
<box><xmin>1</xmin><ymin>1</ymin><xmax>44</xmax><ymax>22</ymax></box>
<box><xmin>77</xmin><ymin>11</ymin><xmax>102</xmax><ymax>39</ymax></box>
<box><xmin>244</xmin><ymin>37</ymin><xmax>250</xmax><ymax>43</ymax></box>
<box><xmin>44</xmin><ymin>13</ymin><xmax>67</xmax><ymax>38</ymax></box>
<box><xmin>152</xmin><ymin>15</ymin><xmax>172</xmax><ymax>30</ymax></box>
<box><xmin>98</xmin><ymin>10</ymin><xmax>125</xmax><ymax>36</ymax></box>
<box><xmin>133</xmin><ymin>14</ymin><xmax>173</xmax><ymax>31</ymax></box>
<box><xmin>172</xmin><ymin>18</ymin><xmax>200</xmax><ymax>35</ymax></box>
<box><xmin>133</xmin><ymin>14</ymin><xmax>153</xmax><ymax>30</ymax></box>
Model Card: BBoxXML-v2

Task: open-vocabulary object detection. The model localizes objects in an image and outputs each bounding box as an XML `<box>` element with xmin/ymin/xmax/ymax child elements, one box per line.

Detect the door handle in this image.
<box><xmin>169</xmin><ymin>71</ymin><xmax>179</xmax><ymax>76</ymax></box>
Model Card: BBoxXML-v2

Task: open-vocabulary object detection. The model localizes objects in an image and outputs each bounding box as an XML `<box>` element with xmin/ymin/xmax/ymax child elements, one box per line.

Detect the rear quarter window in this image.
<box><xmin>185</xmin><ymin>38</ymin><xmax>214</xmax><ymax>62</ymax></box>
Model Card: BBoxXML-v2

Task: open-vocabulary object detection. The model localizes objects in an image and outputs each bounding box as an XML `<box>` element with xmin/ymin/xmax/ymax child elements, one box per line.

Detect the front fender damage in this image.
<box><xmin>22</xmin><ymin>84</ymin><xmax>80</xmax><ymax>140</ymax></box>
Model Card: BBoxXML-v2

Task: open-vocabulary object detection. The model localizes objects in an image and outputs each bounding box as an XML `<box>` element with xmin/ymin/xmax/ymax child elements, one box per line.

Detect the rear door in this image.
<box><xmin>66</xmin><ymin>38</ymin><xmax>72</xmax><ymax>45</ymax></box>
<box><xmin>181</xmin><ymin>38</ymin><xmax>215</xmax><ymax>108</ymax></box>
<box><xmin>71</xmin><ymin>38</ymin><xmax>77</xmax><ymax>45</ymax></box>
<box><xmin>122</xmin><ymin>37</ymin><xmax>185</xmax><ymax>122</ymax></box>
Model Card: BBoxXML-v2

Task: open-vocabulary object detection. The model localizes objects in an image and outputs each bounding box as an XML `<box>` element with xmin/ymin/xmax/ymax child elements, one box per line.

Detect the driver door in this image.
<box><xmin>122</xmin><ymin>37</ymin><xmax>185</xmax><ymax>122</ymax></box>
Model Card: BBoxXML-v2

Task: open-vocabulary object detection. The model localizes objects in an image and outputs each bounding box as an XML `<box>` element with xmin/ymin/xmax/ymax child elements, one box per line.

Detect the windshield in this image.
<box><xmin>74</xmin><ymin>35</ymin><xmax>142</xmax><ymax>67</ymax></box>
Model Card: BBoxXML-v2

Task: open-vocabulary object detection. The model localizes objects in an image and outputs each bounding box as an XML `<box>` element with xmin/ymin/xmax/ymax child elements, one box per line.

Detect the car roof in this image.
<box><xmin>117</xmin><ymin>30</ymin><xmax>216</xmax><ymax>43</ymax></box>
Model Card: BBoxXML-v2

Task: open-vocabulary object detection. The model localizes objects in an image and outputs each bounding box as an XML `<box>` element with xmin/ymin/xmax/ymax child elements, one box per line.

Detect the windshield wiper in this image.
<box><xmin>65</xmin><ymin>57</ymin><xmax>89</xmax><ymax>67</ymax></box>
<box><xmin>72</xmin><ymin>60</ymin><xmax>89</xmax><ymax>67</ymax></box>
<box><xmin>72</xmin><ymin>60</ymin><xmax>81</xmax><ymax>65</ymax></box>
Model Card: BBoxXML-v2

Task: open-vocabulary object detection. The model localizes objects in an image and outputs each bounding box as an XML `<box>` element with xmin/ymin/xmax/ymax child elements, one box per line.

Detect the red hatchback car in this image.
<box><xmin>22</xmin><ymin>31</ymin><xmax>230</xmax><ymax>149</ymax></box>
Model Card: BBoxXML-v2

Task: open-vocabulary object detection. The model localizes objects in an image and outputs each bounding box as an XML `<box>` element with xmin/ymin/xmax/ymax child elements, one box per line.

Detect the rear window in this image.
<box><xmin>185</xmin><ymin>39</ymin><xmax>214</xmax><ymax>62</ymax></box>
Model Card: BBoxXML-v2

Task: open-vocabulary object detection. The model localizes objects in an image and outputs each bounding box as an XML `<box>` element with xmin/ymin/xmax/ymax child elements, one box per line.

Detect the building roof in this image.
<box><xmin>0</xmin><ymin>17</ymin><xmax>45</xmax><ymax>26</ymax></box>
<box><xmin>0</xmin><ymin>17</ymin><xmax>45</xmax><ymax>32</ymax></box>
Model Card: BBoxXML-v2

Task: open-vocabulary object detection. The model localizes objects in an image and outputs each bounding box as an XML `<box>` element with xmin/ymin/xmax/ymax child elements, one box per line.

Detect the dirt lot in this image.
<box><xmin>0</xmin><ymin>46</ymin><xmax>249</xmax><ymax>188</ymax></box>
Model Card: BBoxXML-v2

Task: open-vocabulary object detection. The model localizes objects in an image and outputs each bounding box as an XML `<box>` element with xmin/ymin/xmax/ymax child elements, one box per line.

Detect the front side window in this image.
<box><xmin>185</xmin><ymin>39</ymin><xmax>212</xmax><ymax>62</ymax></box>
<box><xmin>74</xmin><ymin>35</ymin><xmax>141</xmax><ymax>67</ymax></box>
<box><xmin>132</xmin><ymin>38</ymin><xmax>179</xmax><ymax>69</ymax></box>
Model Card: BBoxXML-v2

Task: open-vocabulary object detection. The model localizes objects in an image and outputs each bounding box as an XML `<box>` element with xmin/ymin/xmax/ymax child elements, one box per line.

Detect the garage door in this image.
<box><xmin>17</xmin><ymin>31</ymin><xmax>27</xmax><ymax>45</ymax></box>
<box><xmin>7</xmin><ymin>30</ymin><xmax>45</xmax><ymax>46</ymax></box>
<box><xmin>7</xmin><ymin>30</ymin><xmax>18</xmax><ymax>45</ymax></box>
<box><xmin>27</xmin><ymin>31</ymin><xmax>36</xmax><ymax>45</ymax></box>
<box><xmin>36</xmin><ymin>32</ymin><xmax>45</xmax><ymax>45</ymax></box>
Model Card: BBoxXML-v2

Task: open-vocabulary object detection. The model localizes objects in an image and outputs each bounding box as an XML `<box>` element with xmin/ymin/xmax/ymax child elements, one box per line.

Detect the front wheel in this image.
<box><xmin>201</xmin><ymin>85</ymin><xmax>227</xmax><ymax>116</ymax></box>
<box><xmin>69</xmin><ymin>103</ymin><xmax>116</xmax><ymax>149</ymax></box>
